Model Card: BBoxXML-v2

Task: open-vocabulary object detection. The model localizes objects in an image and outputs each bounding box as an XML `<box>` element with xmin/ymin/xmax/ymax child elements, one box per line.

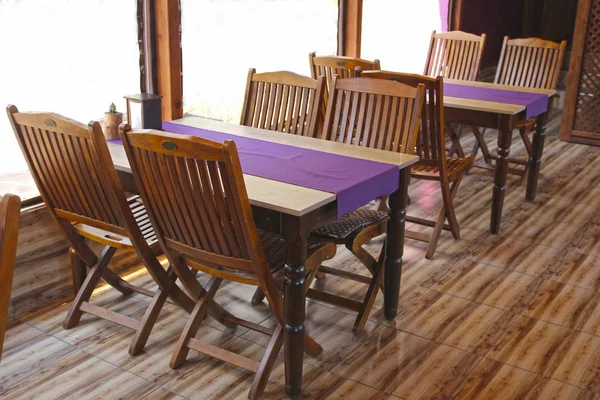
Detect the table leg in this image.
<box><xmin>491</xmin><ymin>116</ymin><xmax>513</xmax><ymax>234</ymax></box>
<box><xmin>526</xmin><ymin>111</ymin><xmax>548</xmax><ymax>202</ymax></box>
<box><xmin>282</xmin><ymin>214</ymin><xmax>308</xmax><ymax>398</ymax></box>
<box><xmin>384</xmin><ymin>167</ymin><xmax>410</xmax><ymax>321</ymax></box>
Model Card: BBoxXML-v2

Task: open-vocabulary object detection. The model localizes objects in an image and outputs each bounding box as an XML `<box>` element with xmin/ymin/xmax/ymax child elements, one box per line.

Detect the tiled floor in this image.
<box><xmin>1</xmin><ymin>109</ymin><xmax>600</xmax><ymax>399</ymax></box>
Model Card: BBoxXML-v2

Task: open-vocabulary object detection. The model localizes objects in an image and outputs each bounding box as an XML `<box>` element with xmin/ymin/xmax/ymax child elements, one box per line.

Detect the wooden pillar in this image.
<box><xmin>338</xmin><ymin>0</ymin><xmax>363</xmax><ymax>57</ymax></box>
<box><xmin>450</xmin><ymin>0</ymin><xmax>465</xmax><ymax>30</ymax></box>
<box><xmin>155</xmin><ymin>0</ymin><xmax>183</xmax><ymax>121</ymax></box>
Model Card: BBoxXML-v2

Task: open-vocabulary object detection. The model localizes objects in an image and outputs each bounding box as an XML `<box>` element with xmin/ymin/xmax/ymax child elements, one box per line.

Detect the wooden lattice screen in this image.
<box><xmin>561</xmin><ymin>0</ymin><xmax>600</xmax><ymax>146</ymax></box>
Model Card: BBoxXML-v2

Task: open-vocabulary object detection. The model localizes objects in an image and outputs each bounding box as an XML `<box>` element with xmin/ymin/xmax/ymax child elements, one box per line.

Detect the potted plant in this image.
<box><xmin>103</xmin><ymin>102</ymin><xmax>123</xmax><ymax>140</ymax></box>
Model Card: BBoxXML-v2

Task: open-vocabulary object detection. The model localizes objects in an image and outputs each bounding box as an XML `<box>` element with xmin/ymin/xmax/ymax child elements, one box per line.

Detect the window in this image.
<box><xmin>362</xmin><ymin>0</ymin><xmax>444</xmax><ymax>74</ymax></box>
<box><xmin>182</xmin><ymin>0</ymin><xmax>339</xmax><ymax>123</ymax></box>
<box><xmin>0</xmin><ymin>0</ymin><xmax>140</xmax><ymax>202</ymax></box>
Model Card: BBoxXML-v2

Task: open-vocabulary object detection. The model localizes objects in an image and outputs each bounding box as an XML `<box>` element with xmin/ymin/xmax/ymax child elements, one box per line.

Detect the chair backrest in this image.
<box><xmin>309</xmin><ymin>52</ymin><xmax>381</xmax><ymax>88</ymax></box>
<box><xmin>360</xmin><ymin>71</ymin><xmax>446</xmax><ymax>168</ymax></box>
<box><xmin>424</xmin><ymin>30</ymin><xmax>487</xmax><ymax>81</ymax></box>
<box><xmin>321</xmin><ymin>76</ymin><xmax>425</xmax><ymax>154</ymax></box>
<box><xmin>6</xmin><ymin>106</ymin><xmax>148</xmax><ymax>265</ymax></box>
<box><xmin>0</xmin><ymin>194</ymin><xmax>20</xmax><ymax>361</ymax></box>
<box><xmin>494</xmin><ymin>37</ymin><xmax>567</xmax><ymax>90</ymax></box>
<box><xmin>119</xmin><ymin>128</ymin><xmax>283</xmax><ymax>314</ymax></box>
<box><xmin>240</xmin><ymin>69</ymin><xmax>325</xmax><ymax>137</ymax></box>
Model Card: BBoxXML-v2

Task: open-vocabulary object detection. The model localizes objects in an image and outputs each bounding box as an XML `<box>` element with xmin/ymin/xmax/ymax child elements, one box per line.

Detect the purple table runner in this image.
<box><xmin>444</xmin><ymin>83</ymin><xmax>549</xmax><ymax>119</ymax></box>
<box><xmin>111</xmin><ymin>121</ymin><xmax>401</xmax><ymax>217</ymax></box>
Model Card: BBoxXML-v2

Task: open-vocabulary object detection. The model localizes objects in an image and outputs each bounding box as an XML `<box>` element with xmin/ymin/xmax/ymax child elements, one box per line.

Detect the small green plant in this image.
<box><xmin>108</xmin><ymin>102</ymin><xmax>117</xmax><ymax>113</ymax></box>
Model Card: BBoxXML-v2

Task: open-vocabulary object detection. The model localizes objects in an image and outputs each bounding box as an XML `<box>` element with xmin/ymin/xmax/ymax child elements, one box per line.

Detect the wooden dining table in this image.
<box><xmin>442</xmin><ymin>79</ymin><xmax>557</xmax><ymax>234</ymax></box>
<box><xmin>107</xmin><ymin>116</ymin><xmax>418</xmax><ymax>397</ymax></box>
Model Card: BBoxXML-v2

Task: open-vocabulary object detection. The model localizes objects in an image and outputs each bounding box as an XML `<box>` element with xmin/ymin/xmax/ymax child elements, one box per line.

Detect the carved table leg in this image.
<box><xmin>282</xmin><ymin>214</ymin><xmax>308</xmax><ymax>398</ymax></box>
<box><xmin>384</xmin><ymin>167</ymin><xmax>410</xmax><ymax>321</ymax></box>
<box><xmin>491</xmin><ymin>115</ymin><xmax>513</xmax><ymax>234</ymax></box>
<box><xmin>526</xmin><ymin>111</ymin><xmax>548</xmax><ymax>202</ymax></box>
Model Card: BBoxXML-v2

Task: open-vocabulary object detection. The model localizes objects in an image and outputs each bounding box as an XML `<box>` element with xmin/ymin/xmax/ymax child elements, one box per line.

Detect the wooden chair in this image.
<box><xmin>119</xmin><ymin>127</ymin><xmax>336</xmax><ymax>399</ymax></box>
<box><xmin>309</xmin><ymin>52</ymin><xmax>381</xmax><ymax>88</ymax></box>
<box><xmin>308</xmin><ymin>76</ymin><xmax>424</xmax><ymax>330</ymax></box>
<box><xmin>361</xmin><ymin>71</ymin><xmax>470</xmax><ymax>259</ymax></box>
<box><xmin>469</xmin><ymin>37</ymin><xmax>567</xmax><ymax>178</ymax></box>
<box><xmin>424</xmin><ymin>30</ymin><xmax>487</xmax><ymax>157</ymax></box>
<box><xmin>240</xmin><ymin>69</ymin><xmax>325</xmax><ymax>137</ymax></box>
<box><xmin>0</xmin><ymin>194</ymin><xmax>20</xmax><ymax>361</ymax></box>
<box><xmin>424</xmin><ymin>30</ymin><xmax>487</xmax><ymax>81</ymax></box>
<box><xmin>6</xmin><ymin>106</ymin><xmax>196</xmax><ymax>356</ymax></box>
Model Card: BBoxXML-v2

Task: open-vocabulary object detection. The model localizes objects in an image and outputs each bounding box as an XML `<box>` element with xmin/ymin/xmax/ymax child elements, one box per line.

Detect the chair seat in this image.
<box><xmin>412</xmin><ymin>157</ymin><xmax>471</xmax><ymax>180</ymax></box>
<box><xmin>313</xmin><ymin>209</ymin><xmax>388</xmax><ymax>240</ymax></box>
<box><xmin>74</xmin><ymin>195</ymin><xmax>157</xmax><ymax>247</ymax></box>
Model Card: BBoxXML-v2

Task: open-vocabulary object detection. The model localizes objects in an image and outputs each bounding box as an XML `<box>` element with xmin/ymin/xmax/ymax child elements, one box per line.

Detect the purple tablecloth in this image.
<box><xmin>111</xmin><ymin>121</ymin><xmax>401</xmax><ymax>217</ymax></box>
<box><xmin>444</xmin><ymin>83</ymin><xmax>549</xmax><ymax>119</ymax></box>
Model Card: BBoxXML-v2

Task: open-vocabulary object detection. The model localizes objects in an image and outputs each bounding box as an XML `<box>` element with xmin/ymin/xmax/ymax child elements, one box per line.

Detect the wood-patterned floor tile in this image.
<box><xmin>515</xmin><ymin>198</ymin><xmax>600</xmax><ymax>227</ymax></box>
<box><xmin>431</xmin><ymin>260</ymin><xmax>545</xmax><ymax>313</ymax></box>
<box><xmin>503</xmin><ymin>218</ymin><xmax>587</xmax><ymax>250</ymax></box>
<box><xmin>0</xmin><ymin>351</ymin><xmax>158</xmax><ymax>399</ymax></box>
<box><xmin>0</xmin><ymin>320</ymin><xmax>79</xmax><ymax>392</ymax></box>
<box><xmin>400</xmin><ymin>253</ymin><xmax>461</xmax><ymax>288</ymax></box>
<box><xmin>161</xmin><ymin>336</ymin><xmax>321</xmax><ymax>400</ymax></box>
<box><xmin>242</xmin><ymin>300</ymin><xmax>382</xmax><ymax>371</ymax></box>
<box><xmin>468</xmin><ymin>237</ymin><xmax>561</xmax><ymax>278</ymax></box>
<box><xmin>573</xmin><ymin>223</ymin><xmax>600</xmax><ymax>259</ymax></box>
<box><xmin>333</xmin><ymin>326</ymin><xmax>480</xmax><ymax>399</ymax></box>
<box><xmin>550</xmin><ymin>252</ymin><xmax>600</xmax><ymax>291</ymax></box>
<box><xmin>523</xmin><ymin>281</ymin><xmax>600</xmax><ymax>335</ymax></box>
<box><xmin>391</xmin><ymin>290</ymin><xmax>517</xmax><ymax>355</ymax></box>
<box><xmin>142</xmin><ymin>388</ymin><xmax>188</xmax><ymax>400</ymax></box>
<box><xmin>288</xmin><ymin>372</ymin><xmax>399</xmax><ymax>400</ymax></box>
<box><xmin>488</xmin><ymin>315</ymin><xmax>600</xmax><ymax>392</ymax></box>
<box><xmin>451</xmin><ymin>358</ymin><xmax>598</xmax><ymax>400</ymax></box>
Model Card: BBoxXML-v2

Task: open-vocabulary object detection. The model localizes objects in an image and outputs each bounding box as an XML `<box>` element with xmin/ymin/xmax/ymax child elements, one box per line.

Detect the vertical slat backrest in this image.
<box><xmin>309</xmin><ymin>52</ymin><xmax>381</xmax><ymax>91</ymax></box>
<box><xmin>7</xmin><ymin>107</ymin><xmax>125</xmax><ymax>231</ymax></box>
<box><xmin>424</xmin><ymin>31</ymin><xmax>487</xmax><ymax>81</ymax></box>
<box><xmin>240</xmin><ymin>69</ymin><xmax>325</xmax><ymax>137</ymax></box>
<box><xmin>321</xmin><ymin>77</ymin><xmax>425</xmax><ymax>155</ymax></box>
<box><xmin>0</xmin><ymin>194</ymin><xmax>20</xmax><ymax>361</ymax></box>
<box><xmin>360</xmin><ymin>71</ymin><xmax>445</xmax><ymax>166</ymax></box>
<box><xmin>120</xmin><ymin>129</ymin><xmax>274</xmax><ymax>282</ymax></box>
<box><xmin>494</xmin><ymin>37</ymin><xmax>567</xmax><ymax>90</ymax></box>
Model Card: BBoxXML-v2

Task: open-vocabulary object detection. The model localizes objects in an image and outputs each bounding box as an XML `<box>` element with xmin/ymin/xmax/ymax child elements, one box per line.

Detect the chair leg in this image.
<box><xmin>63</xmin><ymin>246</ymin><xmax>117</xmax><ymax>329</ymax></box>
<box><xmin>353</xmin><ymin>247</ymin><xmax>385</xmax><ymax>332</ymax></box>
<box><xmin>248</xmin><ymin>325</ymin><xmax>283</xmax><ymax>400</ymax></box>
<box><xmin>445</xmin><ymin>178</ymin><xmax>462</xmax><ymax>240</ymax></box>
<box><xmin>446</xmin><ymin>123</ymin><xmax>465</xmax><ymax>158</ymax></box>
<box><xmin>128</xmin><ymin>287</ymin><xmax>169</xmax><ymax>355</ymax></box>
<box><xmin>470</xmin><ymin>126</ymin><xmax>493</xmax><ymax>165</ymax></box>
<box><xmin>519</xmin><ymin>126</ymin><xmax>533</xmax><ymax>183</ymax></box>
<box><xmin>251</xmin><ymin>287</ymin><xmax>266</xmax><ymax>306</ymax></box>
<box><xmin>304</xmin><ymin>332</ymin><xmax>323</xmax><ymax>358</ymax></box>
<box><xmin>171</xmin><ymin>277</ymin><xmax>222</xmax><ymax>369</ymax></box>
<box><xmin>425</xmin><ymin>204</ymin><xmax>447</xmax><ymax>260</ymax></box>
<box><xmin>350</xmin><ymin>246</ymin><xmax>385</xmax><ymax>293</ymax></box>
<box><xmin>99</xmin><ymin>268</ymin><xmax>135</xmax><ymax>296</ymax></box>
<box><xmin>69</xmin><ymin>247</ymin><xmax>86</xmax><ymax>294</ymax></box>
<box><xmin>425</xmin><ymin>178</ymin><xmax>462</xmax><ymax>260</ymax></box>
